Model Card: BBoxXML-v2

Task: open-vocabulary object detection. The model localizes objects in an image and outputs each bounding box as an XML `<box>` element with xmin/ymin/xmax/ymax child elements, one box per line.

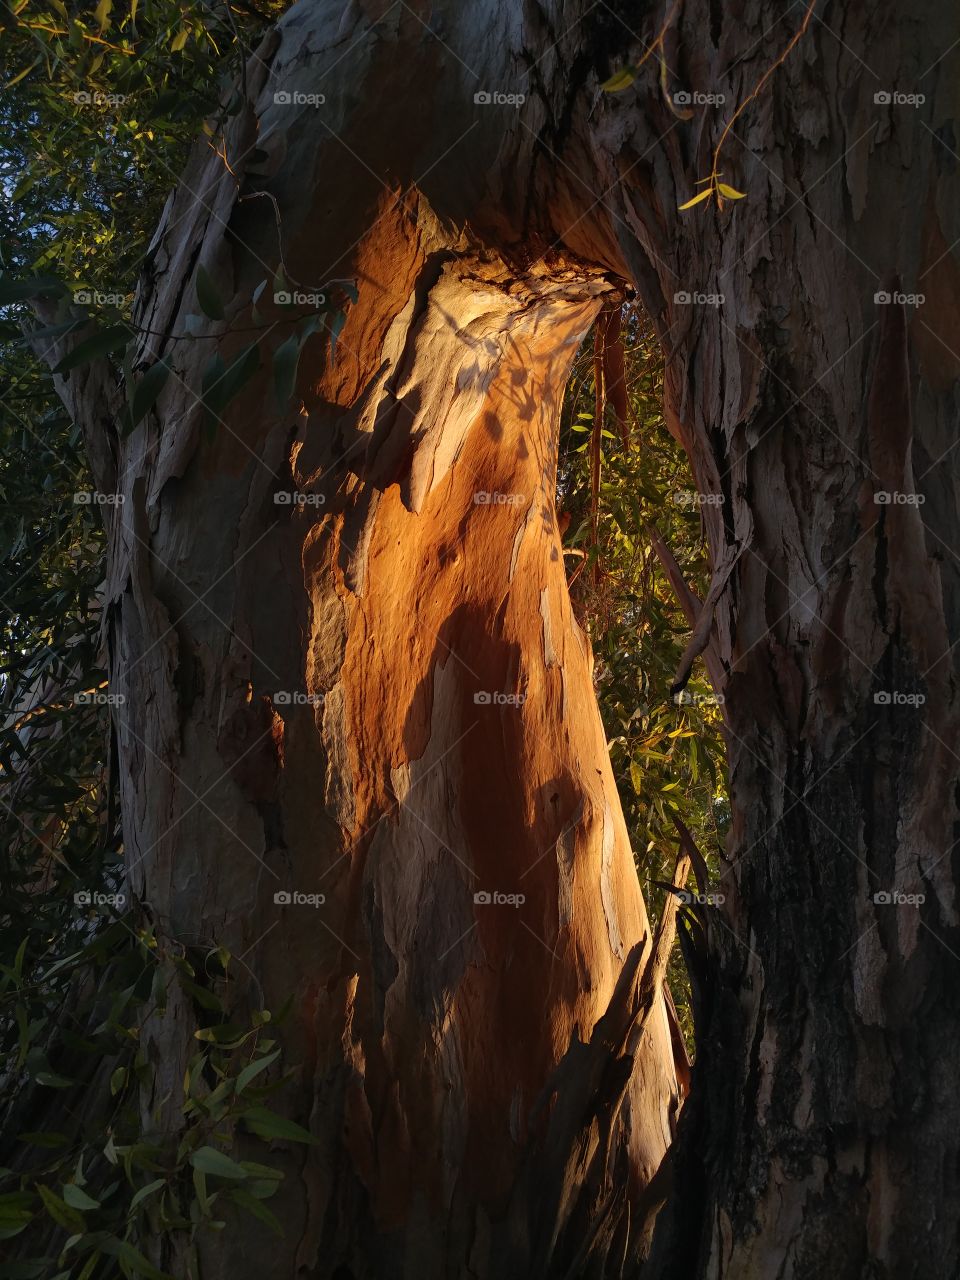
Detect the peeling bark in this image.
<box><xmin>51</xmin><ymin>0</ymin><xmax>960</xmax><ymax>1275</ymax></box>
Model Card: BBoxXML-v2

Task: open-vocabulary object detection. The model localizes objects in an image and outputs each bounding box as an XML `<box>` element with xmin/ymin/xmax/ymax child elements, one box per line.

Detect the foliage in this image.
<box><xmin>557</xmin><ymin>301</ymin><xmax>729</xmax><ymax>1048</ymax></box>
<box><xmin>0</xmin><ymin>4</ymin><xmax>308</xmax><ymax>1275</ymax></box>
<box><xmin>0</xmin><ymin>913</ymin><xmax>309</xmax><ymax>1277</ymax></box>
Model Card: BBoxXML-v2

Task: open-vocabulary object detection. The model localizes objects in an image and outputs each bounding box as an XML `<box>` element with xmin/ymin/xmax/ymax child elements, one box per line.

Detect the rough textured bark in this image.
<box><xmin>48</xmin><ymin>0</ymin><xmax>960</xmax><ymax>1275</ymax></box>
<box><xmin>74</xmin><ymin>12</ymin><xmax>685</xmax><ymax>1279</ymax></box>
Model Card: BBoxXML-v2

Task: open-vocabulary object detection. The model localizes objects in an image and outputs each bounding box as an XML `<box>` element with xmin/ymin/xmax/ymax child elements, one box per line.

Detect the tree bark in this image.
<box><xmin>53</xmin><ymin>0</ymin><xmax>960</xmax><ymax>1276</ymax></box>
<box><xmin>80</xmin><ymin>11</ymin><xmax>686</xmax><ymax>1278</ymax></box>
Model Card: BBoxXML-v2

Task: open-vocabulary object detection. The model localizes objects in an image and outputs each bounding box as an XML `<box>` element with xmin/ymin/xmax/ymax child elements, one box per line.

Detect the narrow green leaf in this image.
<box><xmin>62</xmin><ymin>1183</ymin><xmax>100</xmax><ymax>1211</ymax></box>
<box><xmin>54</xmin><ymin>326</ymin><xmax>129</xmax><ymax>374</ymax></box>
<box><xmin>189</xmin><ymin>1146</ymin><xmax>248</xmax><ymax>1180</ymax></box>
<box><xmin>195</xmin><ymin>263</ymin><xmax>224</xmax><ymax>321</ymax></box>
<box><xmin>178</xmin><ymin>975</ymin><xmax>224</xmax><ymax>1012</ymax></box>
<box><xmin>272</xmin><ymin>333</ymin><xmax>302</xmax><ymax>409</ymax></box>
<box><xmin>227</xmin><ymin>1188</ymin><xmax>283</xmax><ymax>1235</ymax></box>
<box><xmin>601</xmin><ymin>65</ymin><xmax>638</xmax><ymax>92</ymax></box>
<box><xmin>128</xmin><ymin>360</ymin><xmax>172</xmax><ymax>430</ymax></box>
<box><xmin>129</xmin><ymin>1178</ymin><xmax>165</xmax><ymax>1210</ymax></box>
<box><xmin>99</xmin><ymin>1237</ymin><xmax>173</xmax><ymax>1280</ymax></box>
<box><xmin>236</xmin><ymin>1047</ymin><xmax>281</xmax><ymax>1093</ymax></box>
<box><xmin>35</xmin><ymin>1070</ymin><xmax>73</xmax><ymax>1088</ymax></box>
<box><xmin>241</xmin><ymin>1106</ymin><xmax>318</xmax><ymax>1144</ymax></box>
<box><xmin>203</xmin><ymin>342</ymin><xmax>260</xmax><ymax>425</ymax></box>
<box><xmin>37</xmin><ymin>1185</ymin><xmax>85</xmax><ymax>1233</ymax></box>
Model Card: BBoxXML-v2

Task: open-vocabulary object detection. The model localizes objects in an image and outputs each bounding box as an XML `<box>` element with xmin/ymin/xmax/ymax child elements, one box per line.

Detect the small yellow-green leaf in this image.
<box><xmin>601</xmin><ymin>65</ymin><xmax>638</xmax><ymax>92</ymax></box>
<box><xmin>677</xmin><ymin>189</ymin><xmax>714</xmax><ymax>211</ymax></box>
<box><xmin>717</xmin><ymin>183</ymin><xmax>747</xmax><ymax>200</ymax></box>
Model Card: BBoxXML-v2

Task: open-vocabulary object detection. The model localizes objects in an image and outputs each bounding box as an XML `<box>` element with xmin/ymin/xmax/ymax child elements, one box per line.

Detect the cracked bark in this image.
<box><xmin>40</xmin><ymin>0</ymin><xmax>960</xmax><ymax>1276</ymax></box>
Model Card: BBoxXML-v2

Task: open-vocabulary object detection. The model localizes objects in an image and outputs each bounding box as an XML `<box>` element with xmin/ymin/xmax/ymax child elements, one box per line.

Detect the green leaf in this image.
<box><xmin>77</xmin><ymin>1253</ymin><xmax>103</xmax><ymax>1280</ymax></box>
<box><xmin>189</xmin><ymin>1146</ymin><xmax>248</xmax><ymax>1180</ymax></box>
<box><xmin>601</xmin><ymin>65</ymin><xmax>638</xmax><ymax>92</ymax></box>
<box><xmin>240</xmin><ymin>1106</ymin><xmax>318</xmax><ymax>1144</ymax></box>
<box><xmin>35</xmin><ymin>1070</ymin><xmax>73</xmax><ymax>1088</ymax></box>
<box><xmin>717</xmin><ymin>182</ymin><xmax>747</xmax><ymax>200</ymax></box>
<box><xmin>62</xmin><ymin>1183</ymin><xmax>100</xmax><ymax>1211</ymax></box>
<box><xmin>128</xmin><ymin>360</ymin><xmax>172</xmax><ymax>431</ymax></box>
<box><xmin>194</xmin><ymin>1021</ymin><xmax>248</xmax><ymax>1044</ymax></box>
<box><xmin>0</xmin><ymin>275</ymin><xmax>67</xmax><ymax>305</ymax></box>
<box><xmin>203</xmin><ymin>342</ymin><xmax>260</xmax><ymax>426</ymax></box>
<box><xmin>178</xmin><ymin>975</ymin><xmax>224</xmax><ymax>1012</ymax></box>
<box><xmin>227</xmin><ymin>1188</ymin><xmax>283</xmax><ymax>1235</ymax></box>
<box><xmin>0</xmin><ymin>1191</ymin><xmax>35</xmax><ymax>1240</ymax></box>
<box><xmin>272</xmin><ymin>333</ymin><xmax>302</xmax><ymax>409</ymax></box>
<box><xmin>99</xmin><ymin>1237</ymin><xmax>173</xmax><ymax>1280</ymax></box>
<box><xmin>236</xmin><ymin>1047</ymin><xmax>281</xmax><ymax>1093</ymax></box>
<box><xmin>5</xmin><ymin>58</ymin><xmax>42</xmax><ymax>90</ymax></box>
<box><xmin>195</xmin><ymin>263</ymin><xmax>224</xmax><ymax>321</ymax></box>
<box><xmin>17</xmin><ymin>1130</ymin><xmax>68</xmax><ymax>1148</ymax></box>
<box><xmin>37</xmin><ymin>1184</ymin><xmax>85</xmax><ymax>1233</ymax></box>
<box><xmin>54</xmin><ymin>326</ymin><xmax>130</xmax><ymax>374</ymax></box>
<box><xmin>129</xmin><ymin>1178</ymin><xmax>165</xmax><ymax>1210</ymax></box>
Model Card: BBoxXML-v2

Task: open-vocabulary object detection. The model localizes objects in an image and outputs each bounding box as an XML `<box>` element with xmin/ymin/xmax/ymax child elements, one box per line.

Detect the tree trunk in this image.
<box><xmin>56</xmin><ymin>0</ymin><xmax>960</xmax><ymax>1275</ymax></box>
<box><xmin>80</xmin><ymin>11</ymin><xmax>687</xmax><ymax>1278</ymax></box>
